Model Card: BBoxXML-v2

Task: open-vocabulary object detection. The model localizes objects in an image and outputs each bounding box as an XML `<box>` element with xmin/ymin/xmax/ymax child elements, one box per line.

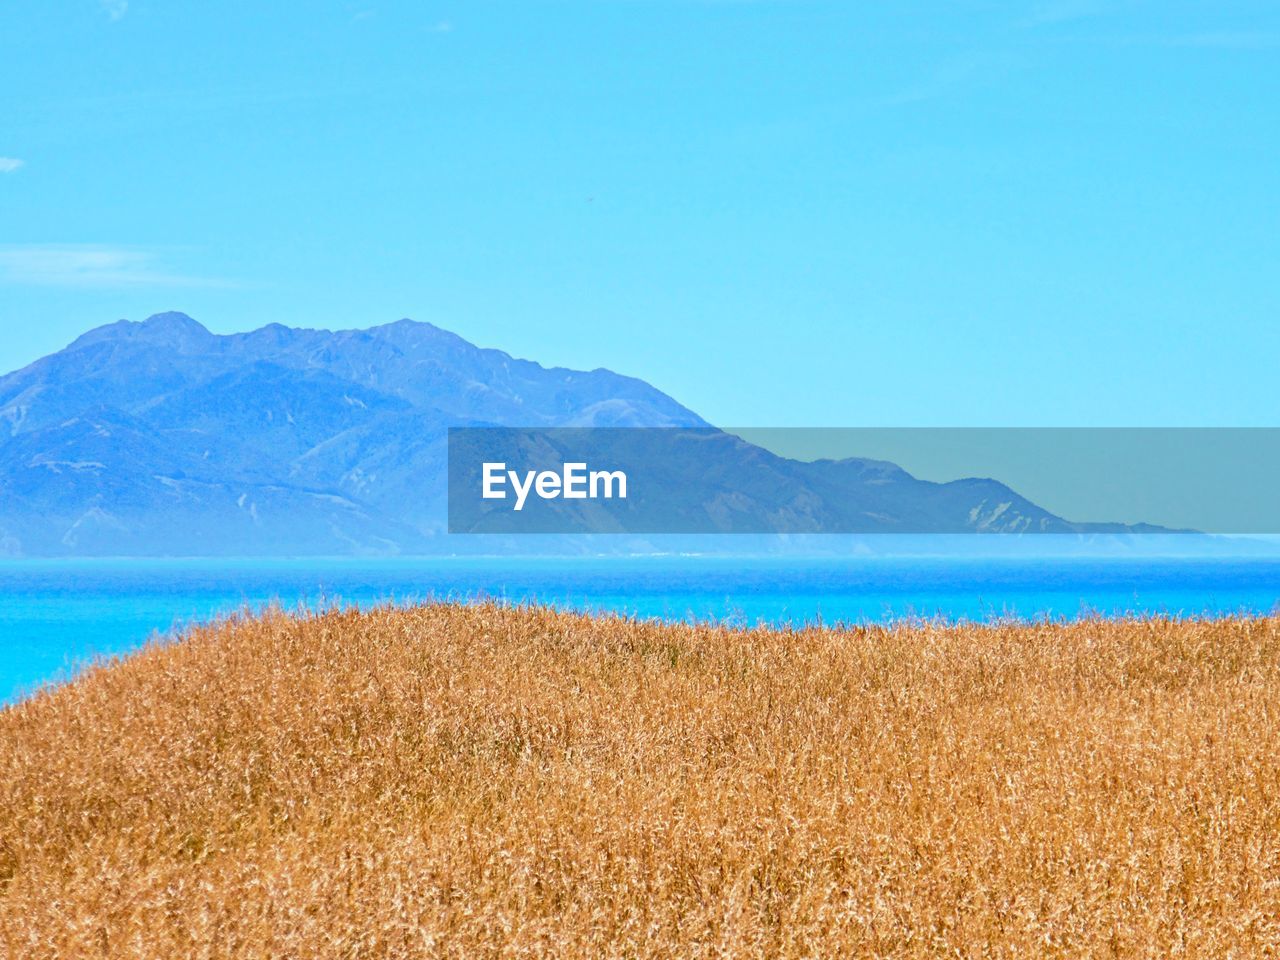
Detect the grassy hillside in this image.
<box><xmin>2</xmin><ymin>605</ymin><xmax>1279</xmax><ymax>957</ymax></box>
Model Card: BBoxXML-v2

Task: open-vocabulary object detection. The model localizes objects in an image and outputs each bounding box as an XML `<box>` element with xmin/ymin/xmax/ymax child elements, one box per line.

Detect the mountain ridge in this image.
<box><xmin>0</xmin><ymin>312</ymin><xmax>1142</xmax><ymax>556</ymax></box>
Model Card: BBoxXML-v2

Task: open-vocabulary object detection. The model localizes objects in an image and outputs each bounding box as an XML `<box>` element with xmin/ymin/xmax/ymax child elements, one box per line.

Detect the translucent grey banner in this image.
<box><xmin>447</xmin><ymin>427</ymin><xmax>1280</xmax><ymax>535</ymax></box>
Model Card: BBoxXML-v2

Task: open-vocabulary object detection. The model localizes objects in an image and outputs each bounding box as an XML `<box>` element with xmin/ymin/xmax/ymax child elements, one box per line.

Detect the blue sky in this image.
<box><xmin>1</xmin><ymin>1</ymin><xmax>1277</xmax><ymax>426</ymax></box>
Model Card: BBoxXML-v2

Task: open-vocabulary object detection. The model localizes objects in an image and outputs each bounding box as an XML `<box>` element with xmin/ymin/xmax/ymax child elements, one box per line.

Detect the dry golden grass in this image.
<box><xmin>2</xmin><ymin>604</ymin><xmax>1280</xmax><ymax>958</ymax></box>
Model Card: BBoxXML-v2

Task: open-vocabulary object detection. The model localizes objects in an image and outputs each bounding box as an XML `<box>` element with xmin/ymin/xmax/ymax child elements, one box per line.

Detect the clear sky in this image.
<box><xmin>1</xmin><ymin>1</ymin><xmax>1277</xmax><ymax>426</ymax></box>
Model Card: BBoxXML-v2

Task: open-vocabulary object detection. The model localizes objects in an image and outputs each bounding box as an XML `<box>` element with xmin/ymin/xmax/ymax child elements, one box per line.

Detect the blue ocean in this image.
<box><xmin>2</xmin><ymin>555</ymin><xmax>1279</xmax><ymax>703</ymax></box>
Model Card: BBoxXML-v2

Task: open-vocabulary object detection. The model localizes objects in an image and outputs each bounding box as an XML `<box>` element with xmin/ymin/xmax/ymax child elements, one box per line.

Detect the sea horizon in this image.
<box><xmin>6</xmin><ymin>553</ymin><xmax>1280</xmax><ymax>704</ymax></box>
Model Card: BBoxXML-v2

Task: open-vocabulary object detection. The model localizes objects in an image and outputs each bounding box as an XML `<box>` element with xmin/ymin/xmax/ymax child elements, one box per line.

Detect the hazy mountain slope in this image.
<box><xmin>0</xmin><ymin>313</ymin><xmax>710</xmax><ymax>554</ymax></box>
<box><xmin>0</xmin><ymin>311</ymin><xmax>1141</xmax><ymax>556</ymax></box>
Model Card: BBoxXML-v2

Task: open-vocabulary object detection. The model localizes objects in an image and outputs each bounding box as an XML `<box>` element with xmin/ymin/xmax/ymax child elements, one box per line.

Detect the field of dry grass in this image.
<box><xmin>2</xmin><ymin>604</ymin><xmax>1279</xmax><ymax>958</ymax></box>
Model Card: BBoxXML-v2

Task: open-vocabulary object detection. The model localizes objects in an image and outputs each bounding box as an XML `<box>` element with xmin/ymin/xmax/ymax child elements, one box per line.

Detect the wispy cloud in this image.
<box><xmin>100</xmin><ymin>0</ymin><xmax>128</xmax><ymax>21</ymax></box>
<box><xmin>1060</xmin><ymin>28</ymin><xmax>1280</xmax><ymax>50</ymax></box>
<box><xmin>1024</xmin><ymin>0</ymin><xmax>1116</xmax><ymax>26</ymax></box>
<box><xmin>0</xmin><ymin>158</ymin><xmax>23</xmax><ymax>174</ymax></box>
<box><xmin>1158</xmin><ymin>31</ymin><xmax>1280</xmax><ymax>50</ymax></box>
<box><xmin>880</xmin><ymin>54</ymin><xmax>986</xmax><ymax>107</ymax></box>
<box><xmin>431</xmin><ymin>20</ymin><xmax>453</xmax><ymax>33</ymax></box>
<box><xmin>0</xmin><ymin>246</ymin><xmax>234</xmax><ymax>289</ymax></box>
<box><xmin>1021</xmin><ymin>1</ymin><xmax>1279</xmax><ymax>49</ymax></box>
<box><xmin>876</xmin><ymin>50</ymin><xmax>1026</xmax><ymax>110</ymax></box>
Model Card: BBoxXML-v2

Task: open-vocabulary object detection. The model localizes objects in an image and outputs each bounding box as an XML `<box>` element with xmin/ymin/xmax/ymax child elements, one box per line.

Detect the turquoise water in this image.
<box><xmin>2</xmin><ymin>556</ymin><xmax>1279</xmax><ymax>703</ymax></box>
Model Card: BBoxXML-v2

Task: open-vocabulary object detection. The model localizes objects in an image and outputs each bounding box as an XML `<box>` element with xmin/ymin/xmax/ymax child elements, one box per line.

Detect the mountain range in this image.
<box><xmin>0</xmin><ymin>312</ymin><xmax>1146</xmax><ymax>556</ymax></box>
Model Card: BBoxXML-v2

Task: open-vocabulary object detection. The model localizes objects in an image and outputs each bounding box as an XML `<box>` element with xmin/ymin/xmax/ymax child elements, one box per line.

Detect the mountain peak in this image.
<box><xmin>67</xmin><ymin>312</ymin><xmax>212</xmax><ymax>353</ymax></box>
<box><xmin>365</xmin><ymin>317</ymin><xmax>477</xmax><ymax>353</ymax></box>
<box><xmin>373</xmin><ymin>317</ymin><xmax>451</xmax><ymax>336</ymax></box>
<box><xmin>140</xmin><ymin>311</ymin><xmax>207</xmax><ymax>334</ymax></box>
<box><xmin>126</xmin><ymin>311</ymin><xmax>214</xmax><ymax>351</ymax></box>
